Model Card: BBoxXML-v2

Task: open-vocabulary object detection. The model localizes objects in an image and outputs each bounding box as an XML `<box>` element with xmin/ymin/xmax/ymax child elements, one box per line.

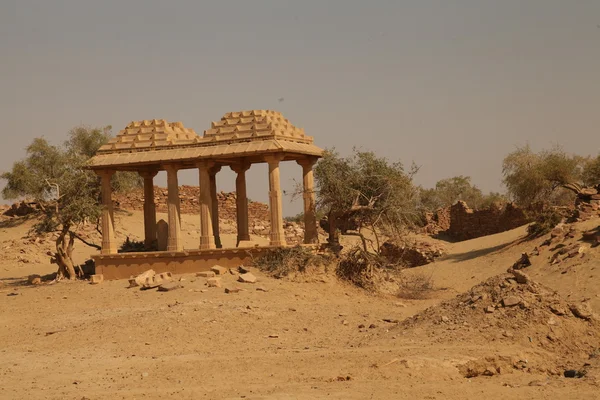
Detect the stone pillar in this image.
<box><xmin>98</xmin><ymin>170</ymin><xmax>117</xmax><ymax>255</ymax></box>
<box><xmin>266</xmin><ymin>154</ymin><xmax>286</xmax><ymax>247</ymax></box>
<box><xmin>231</xmin><ymin>162</ymin><xmax>251</xmax><ymax>245</ymax></box>
<box><xmin>297</xmin><ymin>157</ymin><xmax>319</xmax><ymax>244</ymax></box>
<box><xmin>140</xmin><ymin>170</ymin><xmax>158</xmax><ymax>249</ymax></box>
<box><xmin>165</xmin><ymin>165</ymin><xmax>183</xmax><ymax>252</ymax></box>
<box><xmin>197</xmin><ymin>160</ymin><xmax>215</xmax><ymax>250</ymax></box>
<box><xmin>210</xmin><ymin>166</ymin><xmax>222</xmax><ymax>248</ymax></box>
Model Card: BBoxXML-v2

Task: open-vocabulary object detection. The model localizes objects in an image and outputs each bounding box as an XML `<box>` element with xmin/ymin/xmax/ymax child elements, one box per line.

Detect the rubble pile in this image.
<box><xmin>380</xmin><ymin>240</ymin><xmax>446</xmax><ymax>268</ymax></box>
<box><xmin>394</xmin><ymin>271</ymin><xmax>599</xmax><ymax>376</ymax></box>
<box><xmin>572</xmin><ymin>184</ymin><xmax>600</xmax><ymax>221</ymax></box>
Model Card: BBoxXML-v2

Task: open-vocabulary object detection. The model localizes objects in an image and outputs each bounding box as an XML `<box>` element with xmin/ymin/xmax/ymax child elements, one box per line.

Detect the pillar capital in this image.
<box><xmin>95</xmin><ymin>169</ymin><xmax>115</xmax><ymax>178</ymax></box>
<box><xmin>163</xmin><ymin>164</ymin><xmax>180</xmax><ymax>173</ymax></box>
<box><xmin>230</xmin><ymin>161</ymin><xmax>251</xmax><ymax>174</ymax></box>
<box><xmin>195</xmin><ymin>159</ymin><xmax>215</xmax><ymax>170</ymax></box>
<box><xmin>265</xmin><ymin>153</ymin><xmax>285</xmax><ymax>165</ymax></box>
<box><xmin>139</xmin><ymin>169</ymin><xmax>159</xmax><ymax>179</ymax></box>
<box><xmin>296</xmin><ymin>156</ymin><xmax>319</xmax><ymax>168</ymax></box>
<box><xmin>209</xmin><ymin>165</ymin><xmax>222</xmax><ymax>176</ymax></box>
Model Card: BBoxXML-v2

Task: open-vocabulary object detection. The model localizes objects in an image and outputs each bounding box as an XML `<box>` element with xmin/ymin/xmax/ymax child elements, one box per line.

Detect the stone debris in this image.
<box><xmin>196</xmin><ymin>271</ymin><xmax>216</xmax><ymax>278</ymax></box>
<box><xmin>206</xmin><ymin>277</ymin><xmax>221</xmax><ymax>288</ymax></box>
<box><xmin>128</xmin><ymin>269</ymin><xmax>156</xmax><ymax>288</ymax></box>
<box><xmin>157</xmin><ymin>282</ymin><xmax>182</xmax><ymax>292</ymax></box>
<box><xmin>511</xmin><ymin>253</ymin><xmax>531</xmax><ymax>270</ymax></box>
<box><xmin>238</xmin><ymin>272</ymin><xmax>257</xmax><ymax>284</ymax></box>
<box><xmin>90</xmin><ymin>274</ymin><xmax>104</xmax><ymax>285</ymax></box>
<box><xmin>225</xmin><ymin>287</ymin><xmax>242</xmax><ymax>294</ymax></box>
<box><xmin>28</xmin><ymin>274</ymin><xmax>42</xmax><ymax>285</ymax></box>
<box><xmin>379</xmin><ymin>240</ymin><xmax>446</xmax><ymax>268</ymax></box>
<box><xmin>510</xmin><ymin>269</ymin><xmax>530</xmax><ymax>284</ymax></box>
<box><xmin>569</xmin><ymin>303</ymin><xmax>594</xmax><ymax>321</ymax></box>
<box><xmin>211</xmin><ymin>265</ymin><xmax>227</xmax><ymax>275</ymax></box>
<box><xmin>502</xmin><ymin>296</ymin><xmax>521</xmax><ymax>307</ymax></box>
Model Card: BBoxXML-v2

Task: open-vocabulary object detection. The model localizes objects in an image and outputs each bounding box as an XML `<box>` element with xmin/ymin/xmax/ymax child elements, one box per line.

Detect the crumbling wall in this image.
<box><xmin>447</xmin><ymin>201</ymin><xmax>528</xmax><ymax>241</ymax></box>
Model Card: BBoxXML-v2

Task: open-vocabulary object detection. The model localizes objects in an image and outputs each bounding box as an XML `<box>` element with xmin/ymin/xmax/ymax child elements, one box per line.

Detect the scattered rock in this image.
<box><xmin>225</xmin><ymin>287</ymin><xmax>242</xmax><ymax>294</ymax></box>
<box><xmin>206</xmin><ymin>277</ymin><xmax>221</xmax><ymax>288</ymax></box>
<box><xmin>510</xmin><ymin>270</ymin><xmax>530</xmax><ymax>284</ymax></box>
<box><xmin>502</xmin><ymin>296</ymin><xmax>521</xmax><ymax>307</ymax></box>
<box><xmin>89</xmin><ymin>274</ymin><xmax>103</xmax><ymax>285</ymax></box>
<box><xmin>196</xmin><ymin>271</ymin><xmax>216</xmax><ymax>278</ymax></box>
<box><xmin>211</xmin><ymin>265</ymin><xmax>227</xmax><ymax>275</ymax></box>
<box><xmin>128</xmin><ymin>269</ymin><xmax>156</xmax><ymax>288</ymax></box>
<box><xmin>256</xmin><ymin>287</ymin><xmax>269</xmax><ymax>292</ymax></box>
<box><xmin>441</xmin><ymin>316</ymin><xmax>450</xmax><ymax>323</ymax></box>
<box><xmin>368</xmin><ymin>324</ymin><xmax>377</xmax><ymax>329</ymax></box>
<box><xmin>512</xmin><ymin>253</ymin><xmax>531</xmax><ymax>270</ymax></box>
<box><xmin>238</xmin><ymin>272</ymin><xmax>257</xmax><ymax>284</ymax></box>
<box><xmin>28</xmin><ymin>275</ymin><xmax>42</xmax><ymax>285</ymax></box>
<box><xmin>569</xmin><ymin>303</ymin><xmax>593</xmax><ymax>320</ymax></box>
<box><xmin>157</xmin><ymin>282</ymin><xmax>182</xmax><ymax>292</ymax></box>
<box><xmin>485</xmin><ymin>306</ymin><xmax>495</xmax><ymax>314</ymax></box>
<box><xmin>238</xmin><ymin>265</ymin><xmax>250</xmax><ymax>274</ymax></box>
<box><xmin>229</xmin><ymin>268</ymin><xmax>239</xmax><ymax>275</ymax></box>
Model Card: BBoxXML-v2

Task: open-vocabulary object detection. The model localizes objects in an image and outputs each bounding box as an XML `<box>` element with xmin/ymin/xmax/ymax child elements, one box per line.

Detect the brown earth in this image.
<box><xmin>1</xmin><ymin>207</ymin><xmax>599</xmax><ymax>399</ymax></box>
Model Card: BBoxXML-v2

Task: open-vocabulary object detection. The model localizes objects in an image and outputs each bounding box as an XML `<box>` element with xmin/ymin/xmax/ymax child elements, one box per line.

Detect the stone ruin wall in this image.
<box><xmin>422</xmin><ymin>201</ymin><xmax>529</xmax><ymax>241</ymax></box>
<box><xmin>447</xmin><ymin>201</ymin><xmax>528</xmax><ymax>241</ymax></box>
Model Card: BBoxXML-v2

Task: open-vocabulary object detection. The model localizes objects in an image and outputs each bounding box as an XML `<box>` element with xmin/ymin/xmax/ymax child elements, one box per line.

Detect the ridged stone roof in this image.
<box><xmin>89</xmin><ymin>110</ymin><xmax>322</xmax><ymax>169</ymax></box>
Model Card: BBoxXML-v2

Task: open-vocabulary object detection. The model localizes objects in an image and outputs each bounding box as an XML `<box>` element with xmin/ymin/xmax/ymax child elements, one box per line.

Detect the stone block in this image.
<box><xmin>238</xmin><ymin>272</ymin><xmax>257</xmax><ymax>284</ymax></box>
<box><xmin>502</xmin><ymin>296</ymin><xmax>521</xmax><ymax>307</ymax></box>
<box><xmin>90</xmin><ymin>274</ymin><xmax>104</xmax><ymax>285</ymax></box>
<box><xmin>197</xmin><ymin>271</ymin><xmax>216</xmax><ymax>278</ymax></box>
<box><xmin>207</xmin><ymin>277</ymin><xmax>221</xmax><ymax>288</ymax></box>
<box><xmin>211</xmin><ymin>265</ymin><xmax>227</xmax><ymax>275</ymax></box>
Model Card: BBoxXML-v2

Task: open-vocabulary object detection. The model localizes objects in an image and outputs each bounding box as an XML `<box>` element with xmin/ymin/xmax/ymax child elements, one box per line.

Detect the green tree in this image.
<box><xmin>313</xmin><ymin>148</ymin><xmax>420</xmax><ymax>252</ymax></box>
<box><xmin>502</xmin><ymin>144</ymin><xmax>583</xmax><ymax>207</ymax></box>
<box><xmin>419</xmin><ymin>177</ymin><xmax>506</xmax><ymax>211</ymax></box>
<box><xmin>1</xmin><ymin>125</ymin><xmax>142</xmax><ymax>280</ymax></box>
<box><xmin>582</xmin><ymin>153</ymin><xmax>600</xmax><ymax>186</ymax></box>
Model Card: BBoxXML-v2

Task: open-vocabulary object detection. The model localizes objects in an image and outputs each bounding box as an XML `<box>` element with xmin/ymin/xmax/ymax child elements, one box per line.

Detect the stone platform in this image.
<box><xmin>93</xmin><ymin>246</ymin><xmax>272</xmax><ymax>280</ymax></box>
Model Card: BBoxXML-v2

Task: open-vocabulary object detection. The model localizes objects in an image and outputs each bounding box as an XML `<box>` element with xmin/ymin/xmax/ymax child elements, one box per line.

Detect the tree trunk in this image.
<box><xmin>54</xmin><ymin>225</ymin><xmax>77</xmax><ymax>280</ymax></box>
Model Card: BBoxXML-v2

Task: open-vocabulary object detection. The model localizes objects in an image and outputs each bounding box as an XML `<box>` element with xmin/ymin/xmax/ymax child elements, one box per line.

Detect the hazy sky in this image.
<box><xmin>1</xmin><ymin>0</ymin><xmax>599</xmax><ymax>215</ymax></box>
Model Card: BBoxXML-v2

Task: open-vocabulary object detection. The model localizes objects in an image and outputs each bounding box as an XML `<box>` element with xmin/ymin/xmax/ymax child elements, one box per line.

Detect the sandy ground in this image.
<box><xmin>0</xmin><ymin>212</ymin><xmax>599</xmax><ymax>399</ymax></box>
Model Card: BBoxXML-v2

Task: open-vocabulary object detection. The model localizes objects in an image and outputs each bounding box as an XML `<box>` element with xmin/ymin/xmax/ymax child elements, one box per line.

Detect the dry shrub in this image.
<box><xmin>336</xmin><ymin>246</ymin><xmax>400</xmax><ymax>291</ymax></box>
<box><xmin>252</xmin><ymin>245</ymin><xmax>333</xmax><ymax>279</ymax></box>
<box><xmin>527</xmin><ymin>209</ymin><xmax>562</xmax><ymax>238</ymax></box>
<box><xmin>397</xmin><ymin>272</ymin><xmax>434</xmax><ymax>299</ymax></box>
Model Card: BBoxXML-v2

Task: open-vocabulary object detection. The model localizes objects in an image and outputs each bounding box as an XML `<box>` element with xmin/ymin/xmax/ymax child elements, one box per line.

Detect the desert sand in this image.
<box><xmin>1</xmin><ymin>210</ymin><xmax>599</xmax><ymax>399</ymax></box>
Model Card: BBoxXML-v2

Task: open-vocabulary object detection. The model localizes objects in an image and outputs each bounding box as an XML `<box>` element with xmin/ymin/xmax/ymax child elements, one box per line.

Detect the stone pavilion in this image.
<box><xmin>88</xmin><ymin>110</ymin><xmax>323</xmax><ymax>279</ymax></box>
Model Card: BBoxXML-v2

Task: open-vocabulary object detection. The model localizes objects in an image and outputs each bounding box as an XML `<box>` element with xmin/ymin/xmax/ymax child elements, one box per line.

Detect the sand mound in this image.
<box><xmin>393</xmin><ymin>271</ymin><xmax>600</xmax><ymax>377</ymax></box>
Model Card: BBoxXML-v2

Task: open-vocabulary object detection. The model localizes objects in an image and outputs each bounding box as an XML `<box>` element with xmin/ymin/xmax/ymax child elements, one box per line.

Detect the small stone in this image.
<box><xmin>511</xmin><ymin>270</ymin><xmax>530</xmax><ymax>284</ymax></box>
<box><xmin>256</xmin><ymin>287</ymin><xmax>269</xmax><ymax>292</ymax></box>
<box><xmin>196</xmin><ymin>271</ymin><xmax>216</xmax><ymax>278</ymax></box>
<box><xmin>441</xmin><ymin>316</ymin><xmax>450</xmax><ymax>323</ymax></box>
<box><xmin>89</xmin><ymin>274</ymin><xmax>103</xmax><ymax>285</ymax></box>
<box><xmin>502</xmin><ymin>296</ymin><xmax>521</xmax><ymax>307</ymax></box>
<box><xmin>157</xmin><ymin>282</ymin><xmax>182</xmax><ymax>292</ymax></box>
<box><xmin>211</xmin><ymin>265</ymin><xmax>227</xmax><ymax>275</ymax></box>
<box><xmin>238</xmin><ymin>265</ymin><xmax>250</xmax><ymax>274</ymax></box>
<box><xmin>141</xmin><ymin>372</ymin><xmax>149</xmax><ymax>378</ymax></box>
<box><xmin>342</xmin><ymin>320</ymin><xmax>349</xmax><ymax>325</ymax></box>
<box><xmin>238</xmin><ymin>272</ymin><xmax>257</xmax><ymax>284</ymax></box>
<box><xmin>485</xmin><ymin>306</ymin><xmax>495</xmax><ymax>314</ymax></box>
<box><xmin>268</xmin><ymin>334</ymin><xmax>279</xmax><ymax>338</ymax></box>
<box><xmin>225</xmin><ymin>287</ymin><xmax>241</xmax><ymax>294</ymax></box>
<box><xmin>358</xmin><ymin>324</ymin><xmax>365</xmax><ymax>329</ymax></box>
<box><xmin>368</xmin><ymin>324</ymin><xmax>377</xmax><ymax>329</ymax></box>
<box><xmin>28</xmin><ymin>275</ymin><xmax>42</xmax><ymax>285</ymax></box>
<box><xmin>206</xmin><ymin>277</ymin><xmax>221</xmax><ymax>288</ymax></box>
<box><xmin>229</xmin><ymin>268</ymin><xmax>238</xmax><ymax>275</ymax></box>
<box><xmin>483</xmin><ymin>367</ymin><xmax>496</xmax><ymax>376</ymax></box>
<box><xmin>569</xmin><ymin>303</ymin><xmax>593</xmax><ymax>320</ymax></box>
